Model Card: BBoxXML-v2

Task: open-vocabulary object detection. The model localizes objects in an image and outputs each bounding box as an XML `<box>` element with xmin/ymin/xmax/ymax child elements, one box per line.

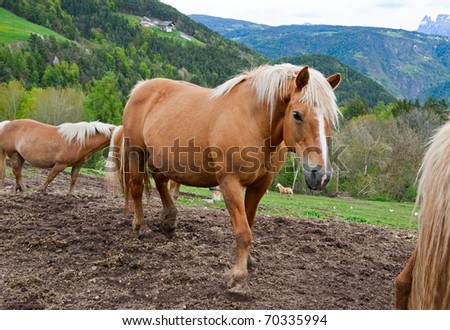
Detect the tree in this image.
<box><xmin>83</xmin><ymin>71</ymin><xmax>123</xmax><ymax>125</ymax></box>
<box><xmin>422</xmin><ymin>97</ymin><xmax>449</xmax><ymax>121</ymax></box>
<box><xmin>0</xmin><ymin>80</ymin><xmax>26</xmax><ymax>120</ymax></box>
<box><xmin>26</xmin><ymin>87</ymin><xmax>85</xmax><ymax>125</ymax></box>
<box><xmin>335</xmin><ymin>115</ymin><xmax>393</xmax><ymax>197</ymax></box>
<box><xmin>373</xmin><ymin>100</ymin><xmax>392</xmax><ymax>119</ymax></box>
<box><xmin>342</xmin><ymin>96</ymin><xmax>369</xmax><ymax>120</ymax></box>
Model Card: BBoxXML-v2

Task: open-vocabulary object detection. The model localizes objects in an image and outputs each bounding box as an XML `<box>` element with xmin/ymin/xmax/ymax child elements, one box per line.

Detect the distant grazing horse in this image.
<box><xmin>396</xmin><ymin>120</ymin><xmax>450</xmax><ymax>309</ymax></box>
<box><xmin>275</xmin><ymin>182</ymin><xmax>294</xmax><ymax>195</ymax></box>
<box><xmin>110</xmin><ymin>64</ymin><xmax>341</xmax><ymax>291</ymax></box>
<box><xmin>0</xmin><ymin>119</ymin><xmax>115</xmax><ymax>195</ymax></box>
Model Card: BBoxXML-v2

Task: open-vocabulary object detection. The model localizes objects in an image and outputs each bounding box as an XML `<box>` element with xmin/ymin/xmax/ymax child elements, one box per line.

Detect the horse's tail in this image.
<box><xmin>105</xmin><ymin>126</ymin><xmax>124</xmax><ymax>194</ymax></box>
<box><xmin>119</xmin><ymin>131</ymin><xmax>151</xmax><ymax>210</ymax></box>
<box><xmin>0</xmin><ymin>120</ymin><xmax>11</xmax><ymax>187</ymax></box>
<box><xmin>410</xmin><ymin>120</ymin><xmax>450</xmax><ymax>309</ymax></box>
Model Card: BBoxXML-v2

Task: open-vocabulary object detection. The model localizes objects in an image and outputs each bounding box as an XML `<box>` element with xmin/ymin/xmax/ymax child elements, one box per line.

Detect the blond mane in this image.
<box><xmin>410</xmin><ymin>120</ymin><xmax>450</xmax><ymax>309</ymax></box>
<box><xmin>58</xmin><ymin>121</ymin><xmax>115</xmax><ymax>145</ymax></box>
<box><xmin>0</xmin><ymin>120</ymin><xmax>11</xmax><ymax>130</ymax></box>
<box><xmin>210</xmin><ymin>63</ymin><xmax>341</xmax><ymax>127</ymax></box>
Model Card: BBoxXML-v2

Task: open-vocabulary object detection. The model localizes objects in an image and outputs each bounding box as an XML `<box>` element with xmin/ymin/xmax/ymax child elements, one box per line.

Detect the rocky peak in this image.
<box><xmin>417</xmin><ymin>14</ymin><xmax>450</xmax><ymax>37</ymax></box>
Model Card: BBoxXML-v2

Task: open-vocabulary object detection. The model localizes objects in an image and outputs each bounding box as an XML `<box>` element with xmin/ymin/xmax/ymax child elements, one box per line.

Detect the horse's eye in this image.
<box><xmin>293</xmin><ymin>111</ymin><xmax>303</xmax><ymax>122</ymax></box>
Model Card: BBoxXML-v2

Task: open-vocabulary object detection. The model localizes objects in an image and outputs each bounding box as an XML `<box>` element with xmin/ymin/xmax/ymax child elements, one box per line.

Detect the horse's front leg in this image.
<box><xmin>153</xmin><ymin>173</ymin><xmax>178</xmax><ymax>237</ymax></box>
<box><xmin>39</xmin><ymin>163</ymin><xmax>67</xmax><ymax>193</ymax></box>
<box><xmin>221</xmin><ymin>177</ymin><xmax>251</xmax><ymax>293</ymax></box>
<box><xmin>68</xmin><ymin>164</ymin><xmax>82</xmax><ymax>197</ymax></box>
<box><xmin>395</xmin><ymin>248</ymin><xmax>417</xmax><ymax>309</ymax></box>
<box><xmin>9</xmin><ymin>152</ymin><xmax>25</xmax><ymax>192</ymax></box>
<box><xmin>244</xmin><ymin>174</ymin><xmax>273</xmax><ymax>268</ymax></box>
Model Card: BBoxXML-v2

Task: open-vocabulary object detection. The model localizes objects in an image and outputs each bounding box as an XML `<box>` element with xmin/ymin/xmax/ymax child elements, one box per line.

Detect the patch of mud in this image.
<box><xmin>0</xmin><ymin>168</ymin><xmax>415</xmax><ymax>309</ymax></box>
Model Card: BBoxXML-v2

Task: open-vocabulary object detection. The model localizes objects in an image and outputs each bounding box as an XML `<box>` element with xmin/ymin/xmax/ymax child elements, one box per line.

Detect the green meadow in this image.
<box><xmin>0</xmin><ymin>8</ymin><xmax>67</xmax><ymax>44</ymax></box>
<box><xmin>172</xmin><ymin>185</ymin><xmax>418</xmax><ymax>231</ymax></box>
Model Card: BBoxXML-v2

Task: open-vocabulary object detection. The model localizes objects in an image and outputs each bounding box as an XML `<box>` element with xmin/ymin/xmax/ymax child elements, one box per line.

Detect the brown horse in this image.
<box><xmin>0</xmin><ymin>119</ymin><xmax>116</xmax><ymax>194</ymax></box>
<box><xmin>110</xmin><ymin>64</ymin><xmax>341</xmax><ymax>291</ymax></box>
<box><xmin>396</xmin><ymin>120</ymin><xmax>450</xmax><ymax>309</ymax></box>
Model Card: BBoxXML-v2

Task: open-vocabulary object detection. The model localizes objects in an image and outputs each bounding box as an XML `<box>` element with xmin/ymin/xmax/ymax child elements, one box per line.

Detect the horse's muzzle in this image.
<box><xmin>303</xmin><ymin>163</ymin><xmax>332</xmax><ymax>190</ymax></box>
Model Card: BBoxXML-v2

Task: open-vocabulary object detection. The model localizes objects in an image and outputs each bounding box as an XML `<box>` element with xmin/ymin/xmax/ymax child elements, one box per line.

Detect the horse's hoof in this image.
<box><xmin>225</xmin><ymin>268</ymin><xmax>248</xmax><ymax>291</ymax></box>
<box><xmin>136</xmin><ymin>224</ymin><xmax>151</xmax><ymax>239</ymax></box>
<box><xmin>228</xmin><ymin>282</ymin><xmax>249</xmax><ymax>294</ymax></box>
<box><xmin>161</xmin><ymin>222</ymin><xmax>176</xmax><ymax>238</ymax></box>
<box><xmin>226</xmin><ymin>282</ymin><xmax>253</xmax><ymax>301</ymax></box>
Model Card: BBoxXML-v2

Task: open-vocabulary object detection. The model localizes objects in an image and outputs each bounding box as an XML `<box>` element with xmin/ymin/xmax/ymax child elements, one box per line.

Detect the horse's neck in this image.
<box><xmin>82</xmin><ymin>133</ymin><xmax>110</xmax><ymax>152</ymax></box>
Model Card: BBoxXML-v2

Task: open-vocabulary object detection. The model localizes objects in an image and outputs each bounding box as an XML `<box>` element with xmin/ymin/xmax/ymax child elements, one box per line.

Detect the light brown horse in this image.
<box><xmin>111</xmin><ymin>64</ymin><xmax>341</xmax><ymax>291</ymax></box>
<box><xmin>0</xmin><ymin>119</ymin><xmax>115</xmax><ymax>194</ymax></box>
<box><xmin>396</xmin><ymin>120</ymin><xmax>450</xmax><ymax>309</ymax></box>
<box><xmin>275</xmin><ymin>182</ymin><xmax>294</xmax><ymax>195</ymax></box>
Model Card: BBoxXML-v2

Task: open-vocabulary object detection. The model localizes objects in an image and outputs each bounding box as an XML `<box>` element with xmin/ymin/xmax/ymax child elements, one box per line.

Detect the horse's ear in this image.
<box><xmin>295</xmin><ymin>66</ymin><xmax>310</xmax><ymax>90</ymax></box>
<box><xmin>327</xmin><ymin>73</ymin><xmax>341</xmax><ymax>90</ymax></box>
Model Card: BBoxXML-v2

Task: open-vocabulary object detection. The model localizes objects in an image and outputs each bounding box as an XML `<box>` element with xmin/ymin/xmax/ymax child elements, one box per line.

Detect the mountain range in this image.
<box><xmin>0</xmin><ymin>1</ymin><xmax>397</xmax><ymax>110</ymax></box>
<box><xmin>190</xmin><ymin>14</ymin><xmax>450</xmax><ymax>102</ymax></box>
<box><xmin>2</xmin><ymin>1</ymin><xmax>447</xmax><ymax>106</ymax></box>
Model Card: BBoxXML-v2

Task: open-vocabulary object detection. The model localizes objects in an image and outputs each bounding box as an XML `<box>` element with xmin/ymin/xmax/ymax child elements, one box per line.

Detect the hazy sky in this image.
<box><xmin>160</xmin><ymin>0</ymin><xmax>450</xmax><ymax>30</ymax></box>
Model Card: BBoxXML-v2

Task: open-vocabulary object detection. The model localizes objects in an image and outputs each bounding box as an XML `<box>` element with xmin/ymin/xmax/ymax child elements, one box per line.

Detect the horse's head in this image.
<box><xmin>282</xmin><ymin>66</ymin><xmax>341</xmax><ymax>190</ymax></box>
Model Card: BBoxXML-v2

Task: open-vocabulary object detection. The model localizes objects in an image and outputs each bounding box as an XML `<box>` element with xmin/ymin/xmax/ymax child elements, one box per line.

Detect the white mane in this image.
<box><xmin>211</xmin><ymin>63</ymin><xmax>341</xmax><ymax>127</ymax></box>
<box><xmin>0</xmin><ymin>120</ymin><xmax>11</xmax><ymax>130</ymax></box>
<box><xmin>58</xmin><ymin>121</ymin><xmax>115</xmax><ymax>145</ymax></box>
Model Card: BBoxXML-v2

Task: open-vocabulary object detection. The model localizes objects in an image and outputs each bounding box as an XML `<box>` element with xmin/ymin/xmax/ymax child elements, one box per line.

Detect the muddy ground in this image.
<box><xmin>0</xmin><ymin>167</ymin><xmax>416</xmax><ymax>310</ymax></box>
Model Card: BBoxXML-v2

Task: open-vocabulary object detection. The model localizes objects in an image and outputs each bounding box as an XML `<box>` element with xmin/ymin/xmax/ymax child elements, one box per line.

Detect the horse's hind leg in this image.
<box><xmin>169</xmin><ymin>179</ymin><xmax>180</xmax><ymax>200</ymax></box>
<box><xmin>39</xmin><ymin>163</ymin><xmax>67</xmax><ymax>193</ymax></box>
<box><xmin>153</xmin><ymin>173</ymin><xmax>178</xmax><ymax>237</ymax></box>
<box><xmin>9</xmin><ymin>152</ymin><xmax>25</xmax><ymax>192</ymax></box>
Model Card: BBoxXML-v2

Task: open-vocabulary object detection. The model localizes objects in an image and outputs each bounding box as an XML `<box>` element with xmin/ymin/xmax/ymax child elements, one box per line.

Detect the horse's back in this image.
<box><xmin>0</xmin><ymin>119</ymin><xmax>49</xmax><ymax>149</ymax></box>
<box><xmin>123</xmin><ymin>78</ymin><xmax>214</xmax><ymax>143</ymax></box>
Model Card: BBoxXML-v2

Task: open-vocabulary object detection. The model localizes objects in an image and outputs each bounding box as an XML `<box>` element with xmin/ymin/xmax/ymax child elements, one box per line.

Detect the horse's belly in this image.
<box><xmin>16</xmin><ymin>143</ymin><xmax>58</xmax><ymax>168</ymax></box>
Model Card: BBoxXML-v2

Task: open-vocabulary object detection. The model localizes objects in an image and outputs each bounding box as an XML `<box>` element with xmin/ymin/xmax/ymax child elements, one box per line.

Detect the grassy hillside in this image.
<box><xmin>0</xmin><ymin>8</ymin><xmax>67</xmax><ymax>44</ymax></box>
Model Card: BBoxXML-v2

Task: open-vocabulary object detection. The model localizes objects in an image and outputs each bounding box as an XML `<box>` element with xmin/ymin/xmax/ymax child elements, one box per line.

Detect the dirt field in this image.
<box><xmin>0</xmin><ymin>167</ymin><xmax>416</xmax><ymax>310</ymax></box>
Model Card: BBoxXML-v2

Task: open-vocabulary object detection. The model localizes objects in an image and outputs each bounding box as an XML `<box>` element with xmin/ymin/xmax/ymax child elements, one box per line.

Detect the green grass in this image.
<box><xmin>0</xmin><ymin>8</ymin><xmax>68</xmax><ymax>44</ymax></box>
<box><xmin>174</xmin><ymin>185</ymin><xmax>417</xmax><ymax>231</ymax></box>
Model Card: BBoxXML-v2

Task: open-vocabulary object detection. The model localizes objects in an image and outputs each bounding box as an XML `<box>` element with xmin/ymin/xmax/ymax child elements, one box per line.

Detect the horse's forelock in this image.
<box><xmin>211</xmin><ymin>64</ymin><xmax>340</xmax><ymax>127</ymax></box>
<box><xmin>58</xmin><ymin>121</ymin><xmax>115</xmax><ymax>145</ymax></box>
